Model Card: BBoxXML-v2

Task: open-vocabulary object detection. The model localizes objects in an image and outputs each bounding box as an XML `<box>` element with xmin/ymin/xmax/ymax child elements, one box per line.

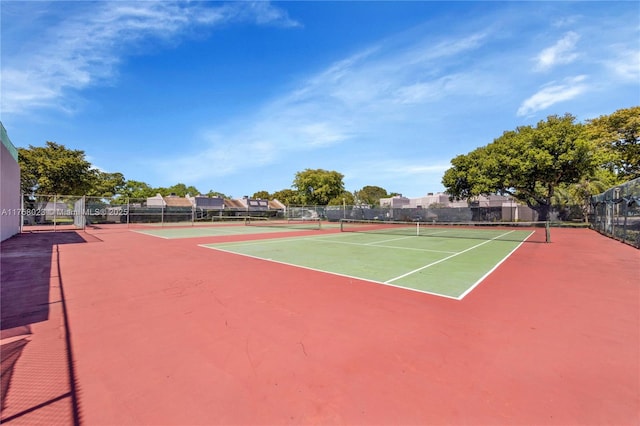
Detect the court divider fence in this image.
<box><xmin>19</xmin><ymin>193</ymin><xmax>598</xmax><ymax>236</ymax></box>
<box><xmin>590</xmin><ymin>177</ymin><xmax>640</xmax><ymax>248</ymax></box>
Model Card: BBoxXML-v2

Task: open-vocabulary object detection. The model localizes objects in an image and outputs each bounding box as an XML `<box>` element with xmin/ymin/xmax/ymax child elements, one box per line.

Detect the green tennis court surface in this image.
<box><xmin>134</xmin><ymin>221</ymin><xmax>325</xmax><ymax>239</ymax></box>
<box><xmin>200</xmin><ymin>226</ymin><xmax>538</xmax><ymax>299</ymax></box>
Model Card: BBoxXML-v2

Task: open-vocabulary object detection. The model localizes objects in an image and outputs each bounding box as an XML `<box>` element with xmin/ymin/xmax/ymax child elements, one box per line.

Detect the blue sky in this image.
<box><xmin>2</xmin><ymin>1</ymin><xmax>638</xmax><ymax>198</ymax></box>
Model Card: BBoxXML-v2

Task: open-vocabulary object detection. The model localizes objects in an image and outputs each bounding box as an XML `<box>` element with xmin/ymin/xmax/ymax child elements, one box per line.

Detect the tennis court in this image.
<box><xmin>200</xmin><ymin>220</ymin><xmax>548</xmax><ymax>299</ymax></box>
<box><xmin>135</xmin><ymin>218</ymin><xmax>325</xmax><ymax>239</ymax></box>
<box><xmin>2</xmin><ymin>224</ymin><xmax>638</xmax><ymax>425</ymax></box>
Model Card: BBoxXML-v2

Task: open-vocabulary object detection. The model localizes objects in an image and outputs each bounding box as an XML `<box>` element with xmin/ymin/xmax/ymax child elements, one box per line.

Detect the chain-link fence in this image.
<box><xmin>325</xmin><ymin>204</ymin><xmax>539</xmax><ymax>223</ymax></box>
<box><xmin>590</xmin><ymin>177</ymin><xmax>640</xmax><ymax>248</ymax></box>
<box><xmin>21</xmin><ymin>195</ymin><xmax>292</xmax><ymax>230</ymax></box>
<box><xmin>21</xmin><ymin>194</ymin><xmax>599</xmax><ymax>234</ymax></box>
<box><xmin>20</xmin><ymin>195</ymin><xmax>85</xmax><ymax>231</ymax></box>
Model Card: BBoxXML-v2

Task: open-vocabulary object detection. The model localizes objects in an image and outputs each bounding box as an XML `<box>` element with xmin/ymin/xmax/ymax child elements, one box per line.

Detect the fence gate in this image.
<box><xmin>21</xmin><ymin>194</ymin><xmax>86</xmax><ymax>232</ymax></box>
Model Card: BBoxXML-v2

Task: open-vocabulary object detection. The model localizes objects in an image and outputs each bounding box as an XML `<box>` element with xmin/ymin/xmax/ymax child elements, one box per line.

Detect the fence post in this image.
<box><xmin>81</xmin><ymin>195</ymin><xmax>86</xmax><ymax>230</ymax></box>
<box><xmin>20</xmin><ymin>193</ymin><xmax>24</xmax><ymax>233</ymax></box>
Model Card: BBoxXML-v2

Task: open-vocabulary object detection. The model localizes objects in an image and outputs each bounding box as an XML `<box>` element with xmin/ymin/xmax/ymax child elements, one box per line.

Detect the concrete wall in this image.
<box><xmin>1</xmin><ymin>123</ymin><xmax>21</xmax><ymax>241</ymax></box>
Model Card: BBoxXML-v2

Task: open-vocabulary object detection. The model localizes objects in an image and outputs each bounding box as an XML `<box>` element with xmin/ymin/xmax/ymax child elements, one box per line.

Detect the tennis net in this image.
<box><xmin>339</xmin><ymin>219</ymin><xmax>550</xmax><ymax>243</ymax></box>
<box><xmin>245</xmin><ymin>217</ymin><xmax>322</xmax><ymax>230</ymax></box>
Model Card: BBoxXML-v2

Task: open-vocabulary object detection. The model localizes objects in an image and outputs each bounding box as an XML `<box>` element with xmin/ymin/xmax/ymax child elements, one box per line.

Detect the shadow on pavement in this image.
<box><xmin>1</xmin><ymin>231</ymin><xmax>94</xmax><ymax>425</ymax></box>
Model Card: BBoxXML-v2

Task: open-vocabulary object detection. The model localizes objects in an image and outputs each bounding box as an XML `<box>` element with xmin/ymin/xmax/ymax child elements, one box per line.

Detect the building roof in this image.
<box><xmin>268</xmin><ymin>199</ymin><xmax>286</xmax><ymax>210</ymax></box>
<box><xmin>163</xmin><ymin>196</ymin><xmax>193</xmax><ymax>208</ymax></box>
<box><xmin>224</xmin><ymin>199</ymin><xmax>246</xmax><ymax>210</ymax></box>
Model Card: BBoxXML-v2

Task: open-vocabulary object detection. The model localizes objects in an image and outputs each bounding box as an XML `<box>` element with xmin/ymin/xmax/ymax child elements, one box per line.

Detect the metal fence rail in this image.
<box><xmin>590</xmin><ymin>177</ymin><xmax>640</xmax><ymax>248</ymax></box>
<box><xmin>20</xmin><ymin>194</ymin><xmax>604</xmax><ymax>236</ymax></box>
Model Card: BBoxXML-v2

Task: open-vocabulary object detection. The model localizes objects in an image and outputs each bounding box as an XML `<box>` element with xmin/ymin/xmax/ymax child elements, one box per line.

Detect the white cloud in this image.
<box><xmin>340</xmin><ymin>160</ymin><xmax>451</xmax><ymax>196</ymax></box>
<box><xmin>517</xmin><ymin>75</ymin><xmax>589</xmax><ymax>116</ymax></box>
<box><xmin>604</xmin><ymin>48</ymin><xmax>640</xmax><ymax>83</ymax></box>
<box><xmin>158</xmin><ymin>30</ymin><xmax>491</xmax><ymax>182</ymax></box>
<box><xmin>393</xmin><ymin>73</ymin><xmax>493</xmax><ymax>105</ymax></box>
<box><xmin>1</xmin><ymin>1</ymin><xmax>300</xmax><ymax>116</ymax></box>
<box><xmin>400</xmin><ymin>164</ymin><xmax>451</xmax><ymax>174</ymax></box>
<box><xmin>535</xmin><ymin>31</ymin><xmax>580</xmax><ymax>72</ymax></box>
<box><xmin>552</xmin><ymin>15</ymin><xmax>581</xmax><ymax>28</ymax></box>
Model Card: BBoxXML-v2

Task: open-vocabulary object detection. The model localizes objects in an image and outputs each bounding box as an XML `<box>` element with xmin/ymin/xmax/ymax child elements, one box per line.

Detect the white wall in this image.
<box><xmin>1</xmin><ymin>124</ymin><xmax>21</xmax><ymax>241</ymax></box>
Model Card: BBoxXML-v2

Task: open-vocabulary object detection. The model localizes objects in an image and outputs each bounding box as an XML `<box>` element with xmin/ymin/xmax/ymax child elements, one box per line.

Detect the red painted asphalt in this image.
<box><xmin>1</xmin><ymin>227</ymin><xmax>638</xmax><ymax>425</ymax></box>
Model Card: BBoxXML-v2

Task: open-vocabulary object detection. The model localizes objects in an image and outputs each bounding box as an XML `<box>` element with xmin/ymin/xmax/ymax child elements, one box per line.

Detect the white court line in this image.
<box><xmin>198</xmin><ymin>244</ymin><xmax>460</xmax><ymax>300</ymax></box>
<box><xmin>456</xmin><ymin>231</ymin><xmax>534</xmax><ymax>300</ymax></box>
<box><xmin>133</xmin><ymin>225</ymin><xmax>292</xmax><ymax>239</ymax></box>
<box><xmin>200</xmin><ymin>228</ymin><xmax>530</xmax><ymax>300</ymax></box>
<box><xmin>312</xmin><ymin>238</ymin><xmax>457</xmax><ymax>254</ymax></box>
<box><xmin>204</xmin><ymin>232</ymin><xmax>457</xmax><ymax>254</ymax></box>
<box><xmin>385</xmin><ymin>230</ymin><xmax>517</xmax><ymax>284</ymax></box>
<box><xmin>132</xmin><ymin>230</ymin><xmax>171</xmax><ymax>239</ymax></box>
<box><xmin>365</xmin><ymin>235</ymin><xmax>415</xmax><ymax>245</ymax></box>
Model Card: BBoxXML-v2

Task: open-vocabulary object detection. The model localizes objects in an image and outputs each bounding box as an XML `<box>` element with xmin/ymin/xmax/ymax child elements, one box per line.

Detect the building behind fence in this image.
<box><xmin>590</xmin><ymin>177</ymin><xmax>640</xmax><ymax>248</ymax></box>
<box><xmin>22</xmin><ymin>192</ymin><xmax>539</xmax><ymax>229</ymax></box>
<box><xmin>20</xmin><ymin>194</ymin><xmax>289</xmax><ymax>229</ymax></box>
<box><xmin>20</xmin><ymin>189</ymin><xmax>618</xmax><ymax>236</ymax></box>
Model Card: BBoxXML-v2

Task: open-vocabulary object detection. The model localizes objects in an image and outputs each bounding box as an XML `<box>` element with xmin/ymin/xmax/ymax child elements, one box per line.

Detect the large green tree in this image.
<box><xmin>354</xmin><ymin>185</ymin><xmax>390</xmax><ymax>206</ymax></box>
<box><xmin>156</xmin><ymin>183</ymin><xmax>201</xmax><ymax>197</ymax></box>
<box><xmin>252</xmin><ymin>191</ymin><xmax>271</xmax><ymax>200</ymax></box>
<box><xmin>118</xmin><ymin>180</ymin><xmax>157</xmax><ymax>201</ymax></box>
<box><xmin>327</xmin><ymin>190</ymin><xmax>355</xmax><ymax>206</ymax></box>
<box><xmin>292</xmin><ymin>169</ymin><xmax>345</xmax><ymax>205</ymax></box>
<box><xmin>88</xmin><ymin>171</ymin><xmax>126</xmax><ymax>198</ymax></box>
<box><xmin>18</xmin><ymin>142</ymin><xmax>95</xmax><ymax>195</ymax></box>
<box><xmin>585</xmin><ymin>106</ymin><xmax>640</xmax><ymax>180</ymax></box>
<box><xmin>205</xmin><ymin>190</ymin><xmax>230</xmax><ymax>199</ymax></box>
<box><xmin>442</xmin><ymin>114</ymin><xmax>597</xmax><ymax>221</ymax></box>
<box><xmin>271</xmin><ymin>189</ymin><xmax>301</xmax><ymax>205</ymax></box>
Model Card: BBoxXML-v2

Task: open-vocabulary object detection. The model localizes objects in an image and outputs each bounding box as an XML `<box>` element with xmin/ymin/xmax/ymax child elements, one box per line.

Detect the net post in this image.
<box><xmin>545</xmin><ymin>221</ymin><xmax>551</xmax><ymax>243</ymax></box>
<box><xmin>340</xmin><ymin>219</ymin><xmax>344</xmax><ymax>232</ymax></box>
<box><xmin>416</xmin><ymin>221</ymin><xmax>420</xmax><ymax>236</ymax></box>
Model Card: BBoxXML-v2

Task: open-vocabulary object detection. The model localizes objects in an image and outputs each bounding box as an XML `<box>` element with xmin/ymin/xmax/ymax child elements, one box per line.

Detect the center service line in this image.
<box><xmin>385</xmin><ymin>230</ymin><xmax>516</xmax><ymax>284</ymax></box>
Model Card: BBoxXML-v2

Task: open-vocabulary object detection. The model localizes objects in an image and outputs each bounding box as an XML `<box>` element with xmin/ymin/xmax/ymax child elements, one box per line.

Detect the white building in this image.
<box><xmin>1</xmin><ymin>123</ymin><xmax>21</xmax><ymax>241</ymax></box>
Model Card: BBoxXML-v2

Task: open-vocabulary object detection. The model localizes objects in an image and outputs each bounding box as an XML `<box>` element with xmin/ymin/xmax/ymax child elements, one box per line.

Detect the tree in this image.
<box><xmin>118</xmin><ymin>180</ymin><xmax>157</xmax><ymax>201</ymax></box>
<box><xmin>271</xmin><ymin>189</ymin><xmax>300</xmax><ymax>205</ymax></box>
<box><xmin>205</xmin><ymin>190</ymin><xmax>230</xmax><ymax>199</ymax></box>
<box><xmin>292</xmin><ymin>169</ymin><xmax>345</xmax><ymax>205</ymax></box>
<box><xmin>156</xmin><ymin>183</ymin><xmax>201</xmax><ymax>197</ymax></box>
<box><xmin>88</xmin><ymin>171</ymin><xmax>126</xmax><ymax>198</ymax></box>
<box><xmin>442</xmin><ymin>114</ymin><xmax>597</xmax><ymax>221</ymax></box>
<box><xmin>327</xmin><ymin>191</ymin><xmax>355</xmax><ymax>206</ymax></box>
<box><xmin>585</xmin><ymin>106</ymin><xmax>640</xmax><ymax>180</ymax></box>
<box><xmin>18</xmin><ymin>142</ymin><xmax>94</xmax><ymax>195</ymax></box>
<box><xmin>354</xmin><ymin>185</ymin><xmax>390</xmax><ymax>206</ymax></box>
<box><xmin>252</xmin><ymin>191</ymin><xmax>270</xmax><ymax>200</ymax></box>
<box><xmin>552</xmin><ymin>173</ymin><xmax>611</xmax><ymax>222</ymax></box>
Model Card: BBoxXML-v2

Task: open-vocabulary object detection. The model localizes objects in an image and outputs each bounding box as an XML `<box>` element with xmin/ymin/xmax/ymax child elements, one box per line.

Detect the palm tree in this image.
<box><xmin>553</xmin><ymin>178</ymin><xmax>609</xmax><ymax>222</ymax></box>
